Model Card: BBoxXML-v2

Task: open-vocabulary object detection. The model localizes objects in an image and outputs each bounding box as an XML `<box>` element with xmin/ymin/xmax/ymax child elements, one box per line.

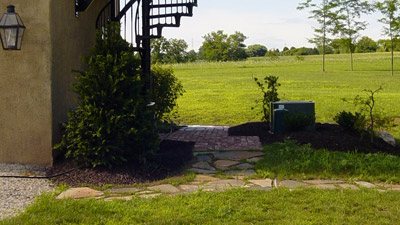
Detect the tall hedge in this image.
<box><xmin>57</xmin><ymin>23</ymin><xmax>158</xmax><ymax>168</ymax></box>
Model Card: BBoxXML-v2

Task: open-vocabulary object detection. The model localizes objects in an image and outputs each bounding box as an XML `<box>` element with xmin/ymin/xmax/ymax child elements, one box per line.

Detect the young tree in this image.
<box><xmin>376</xmin><ymin>0</ymin><xmax>400</xmax><ymax>76</ymax></box>
<box><xmin>298</xmin><ymin>0</ymin><xmax>337</xmax><ymax>72</ymax></box>
<box><xmin>332</xmin><ymin>0</ymin><xmax>373</xmax><ymax>71</ymax></box>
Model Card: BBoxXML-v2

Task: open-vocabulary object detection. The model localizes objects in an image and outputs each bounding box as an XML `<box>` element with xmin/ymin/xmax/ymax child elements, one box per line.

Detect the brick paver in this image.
<box><xmin>160</xmin><ymin>125</ymin><xmax>263</xmax><ymax>151</ymax></box>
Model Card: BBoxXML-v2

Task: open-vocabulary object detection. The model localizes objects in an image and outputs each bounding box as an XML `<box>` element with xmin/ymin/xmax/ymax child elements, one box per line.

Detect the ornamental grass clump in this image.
<box><xmin>56</xmin><ymin>23</ymin><xmax>158</xmax><ymax>168</ymax></box>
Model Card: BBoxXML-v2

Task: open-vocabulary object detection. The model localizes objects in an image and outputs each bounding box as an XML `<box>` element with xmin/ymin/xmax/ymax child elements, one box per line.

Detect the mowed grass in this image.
<box><xmin>173</xmin><ymin>52</ymin><xmax>400</xmax><ymax>136</ymax></box>
<box><xmin>256</xmin><ymin>141</ymin><xmax>400</xmax><ymax>183</ymax></box>
<box><xmin>3</xmin><ymin>189</ymin><xmax>400</xmax><ymax>225</ymax></box>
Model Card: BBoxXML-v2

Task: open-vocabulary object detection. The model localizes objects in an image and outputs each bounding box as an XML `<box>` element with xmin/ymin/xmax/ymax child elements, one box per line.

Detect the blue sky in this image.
<box><xmin>162</xmin><ymin>0</ymin><xmax>384</xmax><ymax>51</ymax></box>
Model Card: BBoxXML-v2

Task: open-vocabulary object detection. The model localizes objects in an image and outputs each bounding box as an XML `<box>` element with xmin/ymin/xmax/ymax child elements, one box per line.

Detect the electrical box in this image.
<box><xmin>270</xmin><ymin>101</ymin><xmax>315</xmax><ymax>134</ymax></box>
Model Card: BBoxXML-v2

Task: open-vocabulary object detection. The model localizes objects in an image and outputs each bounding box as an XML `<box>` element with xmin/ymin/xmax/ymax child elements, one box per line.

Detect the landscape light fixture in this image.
<box><xmin>0</xmin><ymin>5</ymin><xmax>25</xmax><ymax>50</ymax></box>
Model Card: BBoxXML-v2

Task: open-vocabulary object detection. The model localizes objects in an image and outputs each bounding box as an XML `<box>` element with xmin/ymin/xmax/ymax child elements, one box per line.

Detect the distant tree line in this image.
<box><xmin>150</xmin><ymin>0</ymin><xmax>400</xmax><ymax>75</ymax></box>
<box><xmin>150</xmin><ymin>33</ymin><xmax>398</xmax><ymax>64</ymax></box>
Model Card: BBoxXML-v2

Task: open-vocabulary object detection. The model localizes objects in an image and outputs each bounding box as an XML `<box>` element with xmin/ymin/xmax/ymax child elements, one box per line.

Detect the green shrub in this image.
<box><xmin>253</xmin><ymin>75</ymin><xmax>280</xmax><ymax>122</ymax></box>
<box><xmin>334</xmin><ymin>111</ymin><xmax>366</xmax><ymax>132</ymax></box>
<box><xmin>56</xmin><ymin>23</ymin><xmax>158</xmax><ymax>168</ymax></box>
<box><xmin>151</xmin><ymin>64</ymin><xmax>184</xmax><ymax>122</ymax></box>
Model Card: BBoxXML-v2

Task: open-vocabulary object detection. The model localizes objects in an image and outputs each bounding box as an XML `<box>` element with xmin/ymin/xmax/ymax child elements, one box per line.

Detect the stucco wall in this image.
<box><xmin>0</xmin><ymin>0</ymin><xmax>107</xmax><ymax>166</ymax></box>
<box><xmin>0</xmin><ymin>1</ymin><xmax>53</xmax><ymax>166</ymax></box>
<box><xmin>50</xmin><ymin>0</ymin><xmax>108</xmax><ymax>160</ymax></box>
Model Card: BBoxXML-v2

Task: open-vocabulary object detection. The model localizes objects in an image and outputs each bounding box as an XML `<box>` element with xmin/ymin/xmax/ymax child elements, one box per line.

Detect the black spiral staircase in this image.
<box><xmin>75</xmin><ymin>0</ymin><xmax>197</xmax><ymax>96</ymax></box>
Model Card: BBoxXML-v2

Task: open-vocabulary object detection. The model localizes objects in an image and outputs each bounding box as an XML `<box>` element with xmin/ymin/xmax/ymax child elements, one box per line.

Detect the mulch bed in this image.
<box><xmin>229</xmin><ymin>122</ymin><xmax>400</xmax><ymax>156</ymax></box>
<box><xmin>48</xmin><ymin>140</ymin><xmax>194</xmax><ymax>186</ymax></box>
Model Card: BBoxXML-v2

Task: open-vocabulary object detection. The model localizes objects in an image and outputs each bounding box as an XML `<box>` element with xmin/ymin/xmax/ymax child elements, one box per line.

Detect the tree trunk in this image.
<box><xmin>350</xmin><ymin>51</ymin><xmax>354</xmax><ymax>71</ymax></box>
<box><xmin>391</xmin><ymin>36</ymin><xmax>394</xmax><ymax>76</ymax></box>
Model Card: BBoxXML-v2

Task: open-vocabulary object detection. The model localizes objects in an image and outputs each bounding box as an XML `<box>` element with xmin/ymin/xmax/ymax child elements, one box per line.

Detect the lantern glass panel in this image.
<box><xmin>4</xmin><ymin>14</ymin><xmax>18</xmax><ymax>26</ymax></box>
<box><xmin>0</xmin><ymin>13</ymin><xmax>6</xmax><ymax>26</ymax></box>
<box><xmin>16</xmin><ymin>27</ymin><xmax>24</xmax><ymax>49</ymax></box>
<box><xmin>0</xmin><ymin>27</ymin><xmax>5</xmax><ymax>48</ymax></box>
<box><xmin>4</xmin><ymin>27</ymin><xmax>17</xmax><ymax>48</ymax></box>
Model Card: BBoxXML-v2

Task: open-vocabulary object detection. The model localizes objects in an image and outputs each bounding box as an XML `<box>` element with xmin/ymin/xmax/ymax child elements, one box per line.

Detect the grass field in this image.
<box><xmin>172</xmin><ymin>52</ymin><xmax>400</xmax><ymax>137</ymax></box>
<box><xmin>3</xmin><ymin>189</ymin><xmax>400</xmax><ymax>225</ymax></box>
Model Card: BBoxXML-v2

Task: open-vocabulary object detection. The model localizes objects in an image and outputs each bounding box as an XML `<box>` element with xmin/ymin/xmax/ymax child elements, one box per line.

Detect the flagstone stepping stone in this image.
<box><xmin>355</xmin><ymin>181</ymin><xmax>376</xmax><ymax>189</ymax></box>
<box><xmin>235</xmin><ymin>163</ymin><xmax>254</xmax><ymax>170</ymax></box>
<box><xmin>338</xmin><ymin>184</ymin><xmax>359</xmax><ymax>190</ymax></box>
<box><xmin>188</xmin><ymin>168</ymin><xmax>217</xmax><ymax>174</ymax></box>
<box><xmin>224</xmin><ymin>170</ymin><xmax>256</xmax><ymax>176</ymax></box>
<box><xmin>249</xmin><ymin>186</ymin><xmax>272</xmax><ymax>191</ymax></box>
<box><xmin>104</xmin><ymin>196</ymin><xmax>133</xmax><ymax>201</ymax></box>
<box><xmin>136</xmin><ymin>190</ymin><xmax>154</xmax><ymax>195</ymax></box>
<box><xmin>247</xmin><ymin>157</ymin><xmax>263</xmax><ymax>163</ymax></box>
<box><xmin>249</xmin><ymin>179</ymin><xmax>273</xmax><ymax>188</ymax></box>
<box><xmin>179</xmin><ymin>185</ymin><xmax>201</xmax><ymax>193</ymax></box>
<box><xmin>139</xmin><ymin>193</ymin><xmax>162</xmax><ymax>199</ymax></box>
<box><xmin>304</xmin><ymin>180</ymin><xmax>345</xmax><ymax>185</ymax></box>
<box><xmin>192</xmin><ymin>162</ymin><xmax>216</xmax><ymax>171</ymax></box>
<box><xmin>148</xmin><ymin>184</ymin><xmax>180</xmax><ymax>193</ymax></box>
<box><xmin>383</xmin><ymin>184</ymin><xmax>400</xmax><ymax>191</ymax></box>
<box><xmin>279</xmin><ymin>180</ymin><xmax>306</xmax><ymax>188</ymax></box>
<box><xmin>313</xmin><ymin>184</ymin><xmax>337</xmax><ymax>190</ymax></box>
<box><xmin>206</xmin><ymin>179</ymin><xmax>245</xmax><ymax>190</ymax></box>
<box><xmin>213</xmin><ymin>151</ymin><xmax>264</xmax><ymax>161</ymax></box>
<box><xmin>56</xmin><ymin>187</ymin><xmax>104</xmax><ymax>199</ymax></box>
<box><xmin>194</xmin><ymin>175</ymin><xmax>220</xmax><ymax>183</ymax></box>
<box><xmin>107</xmin><ymin>187</ymin><xmax>140</xmax><ymax>194</ymax></box>
<box><xmin>214</xmin><ymin>160</ymin><xmax>239</xmax><ymax>170</ymax></box>
<box><xmin>196</xmin><ymin>155</ymin><xmax>212</xmax><ymax>162</ymax></box>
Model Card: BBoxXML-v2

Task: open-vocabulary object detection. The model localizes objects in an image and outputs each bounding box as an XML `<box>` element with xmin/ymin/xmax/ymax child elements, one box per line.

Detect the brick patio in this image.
<box><xmin>160</xmin><ymin>125</ymin><xmax>263</xmax><ymax>151</ymax></box>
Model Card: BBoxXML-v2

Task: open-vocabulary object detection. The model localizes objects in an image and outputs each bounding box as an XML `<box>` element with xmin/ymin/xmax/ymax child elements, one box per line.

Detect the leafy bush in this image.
<box><xmin>253</xmin><ymin>75</ymin><xmax>280</xmax><ymax>122</ymax></box>
<box><xmin>56</xmin><ymin>23</ymin><xmax>158</xmax><ymax>168</ymax></box>
<box><xmin>151</xmin><ymin>64</ymin><xmax>184</xmax><ymax>122</ymax></box>
<box><xmin>334</xmin><ymin>111</ymin><xmax>366</xmax><ymax>132</ymax></box>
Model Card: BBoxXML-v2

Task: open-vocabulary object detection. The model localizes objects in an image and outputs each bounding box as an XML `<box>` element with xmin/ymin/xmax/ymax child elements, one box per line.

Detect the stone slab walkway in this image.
<box><xmin>160</xmin><ymin>125</ymin><xmax>263</xmax><ymax>151</ymax></box>
<box><xmin>56</xmin><ymin>175</ymin><xmax>400</xmax><ymax>201</ymax></box>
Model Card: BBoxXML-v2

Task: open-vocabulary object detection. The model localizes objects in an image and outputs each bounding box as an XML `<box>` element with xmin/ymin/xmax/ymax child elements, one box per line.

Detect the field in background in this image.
<box><xmin>172</xmin><ymin>52</ymin><xmax>400</xmax><ymax>137</ymax></box>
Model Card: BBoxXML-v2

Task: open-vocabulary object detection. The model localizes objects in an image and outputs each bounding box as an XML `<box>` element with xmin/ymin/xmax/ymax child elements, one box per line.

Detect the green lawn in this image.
<box><xmin>2</xmin><ymin>189</ymin><xmax>400</xmax><ymax>225</ymax></box>
<box><xmin>255</xmin><ymin>141</ymin><xmax>400</xmax><ymax>183</ymax></box>
<box><xmin>173</xmin><ymin>52</ymin><xmax>400</xmax><ymax>136</ymax></box>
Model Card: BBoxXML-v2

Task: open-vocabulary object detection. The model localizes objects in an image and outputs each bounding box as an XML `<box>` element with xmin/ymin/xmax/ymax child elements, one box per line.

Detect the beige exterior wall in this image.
<box><xmin>0</xmin><ymin>0</ymin><xmax>107</xmax><ymax>166</ymax></box>
<box><xmin>50</xmin><ymin>0</ymin><xmax>108</xmax><ymax>159</ymax></box>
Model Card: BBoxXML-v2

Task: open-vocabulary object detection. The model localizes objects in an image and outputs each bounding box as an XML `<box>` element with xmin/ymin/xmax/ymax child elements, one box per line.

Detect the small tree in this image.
<box><xmin>343</xmin><ymin>86</ymin><xmax>388</xmax><ymax>143</ymax></box>
<box><xmin>332</xmin><ymin>0</ymin><xmax>373</xmax><ymax>71</ymax></box>
<box><xmin>376</xmin><ymin>0</ymin><xmax>400</xmax><ymax>76</ymax></box>
<box><xmin>253</xmin><ymin>76</ymin><xmax>281</xmax><ymax>122</ymax></box>
<box><xmin>354</xmin><ymin>87</ymin><xmax>383</xmax><ymax>142</ymax></box>
<box><xmin>298</xmin><ymin>0</ymin><xmax>338</xmax><ymax>72</ymax></box>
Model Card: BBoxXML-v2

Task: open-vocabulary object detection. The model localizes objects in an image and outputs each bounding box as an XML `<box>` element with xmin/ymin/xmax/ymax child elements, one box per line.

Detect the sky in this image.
<box><xmin>161</xmin><ymin>0</ymin><xmax>385</xmax><ymax>51</ymax></box>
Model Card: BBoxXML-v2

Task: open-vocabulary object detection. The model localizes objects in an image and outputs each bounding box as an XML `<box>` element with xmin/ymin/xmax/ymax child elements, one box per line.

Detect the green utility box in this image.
<box><xmin>270</xmin><ymin>101</ymin><xmax>315</xmax><ymax>134</ymax></box>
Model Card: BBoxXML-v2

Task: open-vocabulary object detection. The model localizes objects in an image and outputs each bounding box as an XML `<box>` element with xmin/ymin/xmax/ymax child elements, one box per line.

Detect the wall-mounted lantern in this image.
<box><xmin>0</xmin><ymin>5</ymin><xmax>25</xmax><ymax>50</ymax></box>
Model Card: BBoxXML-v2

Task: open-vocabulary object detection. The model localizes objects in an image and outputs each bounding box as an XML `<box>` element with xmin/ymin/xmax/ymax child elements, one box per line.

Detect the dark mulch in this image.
<box><xmin>229</xmin><ymin>122</ymin><xmax>400</xmax><ymax>156</ymax></box>
<box><xmin>48</xmin><ymin>140</ymin><xmax>195</xmax><ymax>186</ymax></box>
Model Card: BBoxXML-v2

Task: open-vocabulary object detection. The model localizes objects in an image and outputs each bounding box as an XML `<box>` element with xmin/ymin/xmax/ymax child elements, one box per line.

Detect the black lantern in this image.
<box><xmin>0</xmin><ymin>5</ymin><xmax>25</xmax><ymax>50</ymax></box>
